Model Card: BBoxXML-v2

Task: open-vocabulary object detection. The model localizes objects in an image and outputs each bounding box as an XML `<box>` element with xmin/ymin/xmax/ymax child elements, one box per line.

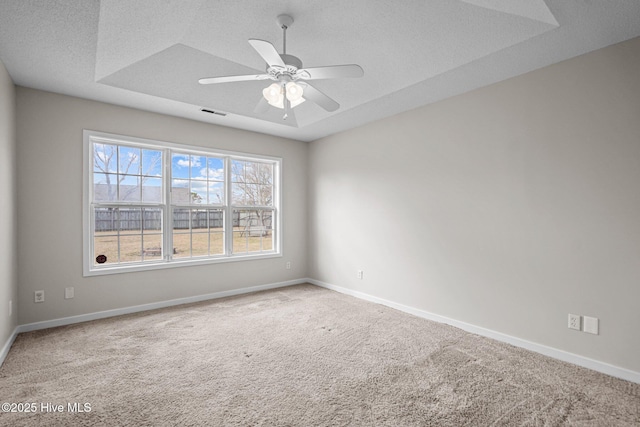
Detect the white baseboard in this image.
<box><xmin>6</xmin><ymin>277</ymin><xmax>639</xmax><ymax>384</ymax></box>
<box><xmin>16</xmin><ymin>278</ymin><xmax>306</xmax><ymax>334</ymax></box>
<box><xmin>0</xmin><ymin>327</ymin><xmax>19</xmax><ymax>367</ymax></box>
<box><xmin>307</xmin><ymin>278</ymin><xmax>640</xmax><ymax>385</ymax></box>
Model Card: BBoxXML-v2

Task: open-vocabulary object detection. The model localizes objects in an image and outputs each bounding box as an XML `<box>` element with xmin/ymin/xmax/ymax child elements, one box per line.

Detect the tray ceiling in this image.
<box><xmin>1</xmin><ymin>1</ymin><xmax>639</xmax><ymax>141</ymax></box>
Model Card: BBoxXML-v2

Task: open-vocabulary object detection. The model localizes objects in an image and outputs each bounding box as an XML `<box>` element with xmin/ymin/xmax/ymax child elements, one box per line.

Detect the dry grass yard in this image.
<box><xmin>93</xmin><ymin>228</ymin><xmax>272</xmax><ymax>265</ymax></box>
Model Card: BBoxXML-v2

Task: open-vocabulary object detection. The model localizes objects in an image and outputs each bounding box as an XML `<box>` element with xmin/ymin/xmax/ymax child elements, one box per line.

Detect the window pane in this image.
<box><xmin>118</xmin><ymin>146</ymin><xmax>141</xmax><ymax>175</ymax></box>
<box><xmin>119</xmin><ymin>235</ymin><xmax>142</xmax><ymax>263</ymax></box>
<box><xmin>190</xmin><ymin>181</ymin><xmax>207</xmax><ymax>204</ymax></box>
<box><xmin>231</xmin><ymin>160</ymin><xmax>245</xmax><ymax>183</ymax></box>
<box><xmin>94</xmin><ymin>207</ymin><xmax>117</xmax><ymax>233</ymax></box>
<box><xmin>232</xmin><ymin>209</ymin><xmax>274</xmax><ymax>254</ymax></box>
<box><xmin>142</xmin><ymin>149</ymin><xmax>162</xmax><ymax>177</ymax></box>
<box><xmin>245</xmin><ymin>184</ymin><xmax>259</xmax><ymax>205</ymax></box>
<box><xmin>208</xmin><ymin>182</ymin><xmax>224</xmax><ymax>204</ymax></box>
<box><xmin>93</xmin><ymin>207</ymin><xmax>164</xmax><ymax>266</ymax></box>
<box><xmin>93</xmin><ymin>143</ymin><xmax>163</xmax><ymax>207</ymax></box>
<box><xmin>172</xmin><ymin>179</ymin><xmax>190</xmax><ymax>204</ymax></box>
<box><xmin>142</xmin><ymin>234</ymin><xmax>162</xmax><ymax>261</ymax></box>
<box><xmin>93</xmin><ymin>173</ymin><xmax>118</xmax><ymax>202</ymax></box>
<box><xmin>171</xmin><ymin>153</ymin><xmax>225</xmax><ymax>207</ymax></box>
<box><xmin>142</xmin><ymin>177</ymin><xmax>162</xmax><ymax>202</ymax></box>
<box><xmin>142</xmin><ymin>208</ymin><xmax>162</xmax><ymax>233</ymax></box>
<box><xmin>233</xmin><ymin>231</ymin><xmax>248</xmax><ymax>254</ymax></box>
<box><xmin>209</xmin><ymin>209</ymin><xmax>224</xmax><ymax>255</ymax></box>
<box><xmin>191</xmin><ymin>210</ymin><xmax>208</xmax><ymax>231</ymax></box>
<box><xmin>191</xmin><ymin>210</ymin><xmax>210</xmax><ymax>257</ymax></box>
<box><xmin>118</xmin><ymin>208</ymin><xmax>141</xmax><ymax>235</ymax></box>
<box><xmin>173</xmin><ymin>208</ymin><xmax>189</xmax><ymax>231</ymax></box>
<box><xmin>169</xmin><ymin>208</ymin><xmax>225</xmax><ymax>259</ymax></box>
<box><xmin>172</xmin><ymin>208</ymin><xmax>190</xmax><ymax>258</ymax></box>
<box><xmin>191</xmin><ymin>155</ymin><xmax>206</xmax><ymax>180</ymax></box>
<box><xmin>94</xmin><ymin>235</ymin><xmax>118</xmax><ymax>266</ymax></box>
<box><xmin>191</xmin><ymin>232</ymin><xmax>208</xmax><ymax>257</ymax></box>
<box><xmin>244</xmin><ymin>162</ymin><xmax>258</xmax><ymax>183</ymax></box>
<box><xmin>210</xmin><ymin>232</ymin><xmax>224</xmax><ymax>255</ymax></box>
<box><xmin>94</xmin><ymin>143</ymin><xmax>117</xmax><ymax>173</ymax></box>
<box><xmin>172</xmin><ymin>231</ymin><xmax>190</xmax><ymax>258</ymax></box>
<box><xmin>209</xmin><ymin>209</ymin><xmax>223</xmax><ymax>230</ymax></box>
<box><xmin>119</xmin><ymin>175</ymin><xmax>140</xmax><ymax>201</ymax></box>
<box><xmin>259</xmin><ymin>184</ymin><xmax>273</xmax><ymax>206</ymax></box>
<box><xmin>142</xmin><ymin>208</ymin><xmax>162</xmax><ymax>260</ymax></box>
<box><xmin>208</xmin><ymin>157</ymin><xmax>224</xmax><ymax>180</ymax></box>
<box><xmin>232</xmin><ymin>183</ymin><xmax>246</xmax><ymax>205</ymax></box>
<box><xmin>230</xmin><ymin>160</ymin><xmax>273</xmax><ymax>207</ymax></box>
<box><xmin>258</xmin><ymin>163</ymin><xmax>273</xmax><ymax>185</ymax></box>
<box><xmin>262</xmin><ymin>233</ymin><xmax>273</xmax><ymax>251</ymax></box>
<box><xmin>172</xmin><ymin>154</ymin><xmax>189</xmax><ymax>179</ymax></box>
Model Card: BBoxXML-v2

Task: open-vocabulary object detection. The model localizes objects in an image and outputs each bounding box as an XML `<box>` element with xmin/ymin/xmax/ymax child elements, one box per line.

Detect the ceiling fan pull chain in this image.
<box><xmin>283</xmin><ymin>91</ymin><xmax>290</xmax><ymax>120</ymax></box>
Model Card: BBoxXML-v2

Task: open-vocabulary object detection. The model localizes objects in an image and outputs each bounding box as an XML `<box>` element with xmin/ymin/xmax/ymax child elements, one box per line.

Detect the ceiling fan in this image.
<box><xmin>198</xmin><ymin>14</ymin><xmax>364</xmax><ymax>121</ymax></box>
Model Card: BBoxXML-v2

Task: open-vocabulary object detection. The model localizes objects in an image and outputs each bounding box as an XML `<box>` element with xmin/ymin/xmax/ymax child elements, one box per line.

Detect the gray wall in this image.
<box><xmin>0</xmin><ymin>59</ymin><xmax>17</xmax><ymax>345</ymax></box>
<box><xmin>16</xmin><ymin>88</ymin><xmax>307</xmax><ymax>324</ymax></box>
<box><xmin>308</xmin><ymin>37</ymin><xmax>640</xmax><ymax>372</ymax></box>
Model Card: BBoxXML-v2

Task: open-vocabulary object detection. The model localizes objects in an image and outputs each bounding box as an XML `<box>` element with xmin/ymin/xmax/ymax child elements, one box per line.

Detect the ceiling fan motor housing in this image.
<box><xmin>267</xmin><ymin>54</ymin><xmax>303</xmax><ymax>81</ymax></box>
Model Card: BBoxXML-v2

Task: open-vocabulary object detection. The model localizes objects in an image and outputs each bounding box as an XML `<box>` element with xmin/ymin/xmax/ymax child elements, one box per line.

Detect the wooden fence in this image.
<box><xmin>95</xmin><ymin>208</ymin><xmax>271</xmax><ymax>232</ymax></box>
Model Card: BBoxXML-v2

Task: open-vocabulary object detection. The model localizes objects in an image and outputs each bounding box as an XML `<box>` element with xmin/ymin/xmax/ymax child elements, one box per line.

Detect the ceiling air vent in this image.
<box><xmin>200</xmin><ymin>108</ymin><xmax>227</xmax><ymax>117</ymax></box>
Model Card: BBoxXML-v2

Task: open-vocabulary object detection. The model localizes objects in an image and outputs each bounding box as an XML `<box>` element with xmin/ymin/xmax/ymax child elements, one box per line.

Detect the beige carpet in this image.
<box><xmin>1</xmin><ymin>284</ymin><xmax>638</xmax><ymax>426</ymax></box>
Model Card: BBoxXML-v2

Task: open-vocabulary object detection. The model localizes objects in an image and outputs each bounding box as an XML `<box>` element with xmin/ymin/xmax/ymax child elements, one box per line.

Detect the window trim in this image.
<box><xmin>83</xmin><ymin>130</ymin><xmax>282</xmax><ymax>277</ymax></box>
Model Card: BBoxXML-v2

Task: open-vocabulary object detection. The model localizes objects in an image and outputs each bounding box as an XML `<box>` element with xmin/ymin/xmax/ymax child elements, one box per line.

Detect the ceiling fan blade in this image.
<box><xmin>299</xmin><ymin>83</ymin><xmax>340</xmax><ymax>112</ymax></box>
<box><xmin>199</xmin><ymin>74</ymin><xmax>269</xmax><ymax>85</ymax></box>
<box><xmin>296</xmin><ymin>64</ymin><xmax>363</xmax><ymax>80</ymax></box>
<box><xmin>254</xmin><ymin>97</ymin><xmax>269</xmax><ymax>114</ymax></box>
<box><xmin>248</xmin><ymin>39</ymin><xmax>286</xmax><ymax>68</ymax></box>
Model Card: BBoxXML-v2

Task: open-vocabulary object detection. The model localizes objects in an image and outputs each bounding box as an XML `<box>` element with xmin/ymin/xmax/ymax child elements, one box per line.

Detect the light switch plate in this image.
<box><xmin>583</xmin><ymin>316</ymin><xmax>599</xmax><ymax>335</ymax></box>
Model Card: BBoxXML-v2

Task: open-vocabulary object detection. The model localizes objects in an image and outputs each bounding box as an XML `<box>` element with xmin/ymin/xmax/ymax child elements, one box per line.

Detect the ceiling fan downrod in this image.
<box><xmin>277</xmin><ymin>14</ymin><xmax>293</xmax><ymax>55</ymax></box>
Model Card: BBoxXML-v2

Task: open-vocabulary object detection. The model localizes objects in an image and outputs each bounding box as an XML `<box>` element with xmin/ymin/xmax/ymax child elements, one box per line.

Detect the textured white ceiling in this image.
<box><xmin>1</xmin><ymin>1</ymin><xmax>639</xmax><ymax>141</ymax></box>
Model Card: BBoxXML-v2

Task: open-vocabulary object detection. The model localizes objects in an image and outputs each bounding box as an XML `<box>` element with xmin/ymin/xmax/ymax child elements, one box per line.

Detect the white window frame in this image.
<box><xmin>83</xmin><ymin>130</ymin><xmax>282</xmax><ymax>276</ymax></box>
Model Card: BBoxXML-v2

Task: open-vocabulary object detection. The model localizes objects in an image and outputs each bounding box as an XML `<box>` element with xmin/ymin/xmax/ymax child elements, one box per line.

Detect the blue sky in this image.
<box><xmin>94</xmin><ymin>144</ymin><xmax>272</xmax><ymax>205</ymax></box>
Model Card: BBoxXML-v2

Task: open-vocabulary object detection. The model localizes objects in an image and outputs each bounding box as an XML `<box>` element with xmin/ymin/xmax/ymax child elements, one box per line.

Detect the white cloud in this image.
<box><xmin>199</xmin><ymin>167</ymin><xmax>224</xmax><ymax>180</ymax></box>
<box><xmin>190</xmin><ymin>157</ymin><xmax>202</xmax><ymax>168</ymax></box>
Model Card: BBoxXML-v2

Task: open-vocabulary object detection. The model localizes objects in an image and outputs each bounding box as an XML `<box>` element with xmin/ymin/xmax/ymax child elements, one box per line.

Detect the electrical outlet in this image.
<box><xmin>65</xmin><ymin>287</ymin><xmax>74</xmax><ymax>299</ymax></box>
<box><xmin>285</xmin><ymin>261</ymin><xmax>291</xmax><ymax>270</ymax></box>
<box><xmin>583</xmin><ymin>316</ymin><xmax>599</xmax><ymax>335</ymax></box>
<box><xmin>568</xmin><ymin>313</ymin><xmax>580</xmax><ymax>331</ymax></box>
<box><xmin>357</xmin><ymin>270</ymin><xmax>364</xmax><ymax>279</ymax></box>
<box><xmin>34</xmin><ymin>290</ymin><xmax>45</xmax><ymax>303</ymax></box>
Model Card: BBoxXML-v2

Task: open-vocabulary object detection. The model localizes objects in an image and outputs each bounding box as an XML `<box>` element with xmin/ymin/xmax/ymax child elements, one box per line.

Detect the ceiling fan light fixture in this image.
<box><xmin>285</xmin><ymin>82</ymin><xmax>303</xmax><ymax>102</ymax></box>
<box><xmin>262</xmin><ymin>82</ymin><xmax>305</xmax><ymax>109</ymax></box>
<box><xmin>263</xmin><ymin>83</ymin><xmax>284</xmax><ymax>107</ymax></box>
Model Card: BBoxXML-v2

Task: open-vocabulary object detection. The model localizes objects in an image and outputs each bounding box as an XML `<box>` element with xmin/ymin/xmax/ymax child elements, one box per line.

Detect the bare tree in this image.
<box><xmin>93</xmin><ymin>144</ymin><xmax>161</xmax><ymax>201</ymax></box>
<box><xmin>232</xmin><ymin>161</ymin><xmax>273</xmax><ymax>230</ymax></box>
